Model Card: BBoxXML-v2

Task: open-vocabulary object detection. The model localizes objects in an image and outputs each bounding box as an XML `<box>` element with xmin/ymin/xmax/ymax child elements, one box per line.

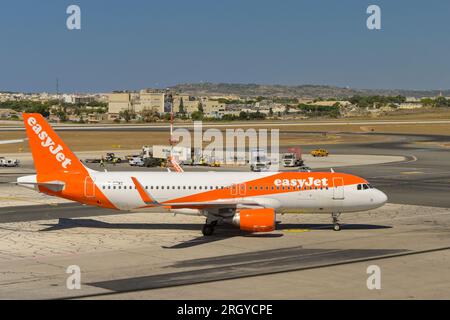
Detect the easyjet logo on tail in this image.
<box><xmin>27</xmin><ymin>117</ymin><xmax>72</xmax><ymax>169</ymax></box>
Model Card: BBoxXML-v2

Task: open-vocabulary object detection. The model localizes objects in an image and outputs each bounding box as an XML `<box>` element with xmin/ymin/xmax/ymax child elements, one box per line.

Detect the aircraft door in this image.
<box><xmin>230</xmin><ymin>183</ymin><xmax>246</xmax><ymax>196</ymax></box>
<box><xmin>84</xmin><ymin>176</ymin><xmax>96</xmax><ymax>198</ymax></box>
<box><xmin>332</xmin><ymin>177</ymin><xmax>345</xmax><ymax>200</ymax></box>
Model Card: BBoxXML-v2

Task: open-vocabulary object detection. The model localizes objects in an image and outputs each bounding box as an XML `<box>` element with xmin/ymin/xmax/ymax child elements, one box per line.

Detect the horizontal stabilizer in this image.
<box><xmin>16</xmin><ymin>180</ymin><xmax>65</xmax><ymax>192</ymax></box>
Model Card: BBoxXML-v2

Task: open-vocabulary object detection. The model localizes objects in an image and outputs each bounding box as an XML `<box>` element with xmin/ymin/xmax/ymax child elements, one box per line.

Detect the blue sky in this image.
<box><xmin>1</xmin><ymin>0</ymin><xmax>449</xmax><ymax>92</ymax></box>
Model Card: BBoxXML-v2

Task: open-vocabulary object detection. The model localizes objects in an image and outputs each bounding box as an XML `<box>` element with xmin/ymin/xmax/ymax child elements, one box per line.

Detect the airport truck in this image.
<box><xmin>282</xmin><ymin>147</ymin><xmax>304</xmax><ymax>167</ymax></box>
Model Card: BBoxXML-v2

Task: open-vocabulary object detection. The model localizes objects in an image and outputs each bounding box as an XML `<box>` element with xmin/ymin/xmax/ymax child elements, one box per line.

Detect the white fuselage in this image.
<box><xmin>78</xmin><ymin>171</ymin><xmax>387</xmax><ymax>214</ymax></box>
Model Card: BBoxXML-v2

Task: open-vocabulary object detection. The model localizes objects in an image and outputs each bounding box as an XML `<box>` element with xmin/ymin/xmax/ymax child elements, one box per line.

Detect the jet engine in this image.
<box><xmin>231</xmin><ymin>208</ymin><xmax>276</xmax><ymax>232</ymax></box>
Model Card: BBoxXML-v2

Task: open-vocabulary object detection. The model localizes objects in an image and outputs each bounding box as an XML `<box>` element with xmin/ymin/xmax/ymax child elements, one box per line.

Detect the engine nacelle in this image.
<box><xmin>231</xmin><ymin>208</ymin><xmax>275</xmax><ymax>232</ymax></box>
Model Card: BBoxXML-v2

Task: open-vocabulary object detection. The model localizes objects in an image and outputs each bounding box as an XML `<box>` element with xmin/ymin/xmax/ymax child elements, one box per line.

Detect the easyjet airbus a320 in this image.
<box><xmin>17</xmin><ymin>114</ymin><xmax>387</xmax><ymax>235</ymax></box>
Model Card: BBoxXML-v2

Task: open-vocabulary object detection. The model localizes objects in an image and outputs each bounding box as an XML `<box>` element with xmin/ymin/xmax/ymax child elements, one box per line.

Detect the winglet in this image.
<box><xmin>131</xmin><ymin>177</ymin><xmax>160</xmax><ymax>206</ymax></box>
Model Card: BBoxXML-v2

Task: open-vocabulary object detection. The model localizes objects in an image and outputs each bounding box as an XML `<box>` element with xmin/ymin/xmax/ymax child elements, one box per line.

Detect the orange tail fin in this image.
<box><xmin>23</xmin><ymin>113</ymin><xmax>85</xmax><ymax>174</ymax></box>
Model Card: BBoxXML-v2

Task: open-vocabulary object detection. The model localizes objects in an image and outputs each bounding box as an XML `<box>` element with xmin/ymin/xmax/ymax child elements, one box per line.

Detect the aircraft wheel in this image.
<box><xmin>202</xmin><ymin>224</ymin><xmax>215</xmax><ymax>236</ymax></box>
<box><xmin>333</xmin><ymin>224</ymin><xmax>341</xmax><ymax>231</ymax></box>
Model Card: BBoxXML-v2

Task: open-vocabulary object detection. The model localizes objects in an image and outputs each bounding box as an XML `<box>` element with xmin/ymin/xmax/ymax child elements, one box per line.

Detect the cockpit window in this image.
<box><xmin>357</xmin><ymin>183</ymin><xmax>373</xmax><ymax>190</ymax></box>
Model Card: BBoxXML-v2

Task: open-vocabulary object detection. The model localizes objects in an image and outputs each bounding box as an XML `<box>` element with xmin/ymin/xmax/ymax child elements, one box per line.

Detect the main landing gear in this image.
<box><xmin>202</xmin><ymin>220</ymin><xmax>218</xmax><ymax>236</ymax></box>
<box><xmin>332</xmin><ymin>212</ymin><xmax>341</xmax><ymax>231</ymax></box>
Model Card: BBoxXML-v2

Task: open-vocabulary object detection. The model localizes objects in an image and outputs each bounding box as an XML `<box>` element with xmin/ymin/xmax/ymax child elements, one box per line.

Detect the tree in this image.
<box><xmin>56</xmin><ymin>110</ymin><xmax>67</xmax><ymax>122</ymax></box>
<box><xmin>198</xmin><ymin>102</ymin><xmax>204</xmax><ymax>114</ymax></box>
<box><xmin>191</xmin><ymin>110</ymin><xmax>203</xmax><ymax>120</ymax></box>
<box><xmin>140</xmin><ymin>109</ymin><xmax>159</xmax><ymax>123</ymax></box>
<box><xmin>435</xmin><ymin>97</ymin><xmax>450</xmax><ymax>108</ymax></box>
<box><xmin>179</xmin><ymin>98</ymin><xmax>185</xmax><ymax>114</ymax></box>
<box><xmin>239</xmin><ymin>111</ymin><xmax>248</xmax><ymax>120</ymax></box>
<box><xmin>119</xmin><ymin>110</ymin><xmax>134</xmax><ymax>123</ymax></box>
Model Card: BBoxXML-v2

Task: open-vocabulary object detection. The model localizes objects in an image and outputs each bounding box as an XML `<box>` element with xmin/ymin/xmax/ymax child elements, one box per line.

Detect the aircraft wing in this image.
<box><xmin>131</xmin><ymin>176</ymin><xmax>281</xmax><ymax>210</ymax></box>
<box><xmin>164</xmin><ymin>198</ymin><xmax>263</xmax><ymax>209</ymax></box>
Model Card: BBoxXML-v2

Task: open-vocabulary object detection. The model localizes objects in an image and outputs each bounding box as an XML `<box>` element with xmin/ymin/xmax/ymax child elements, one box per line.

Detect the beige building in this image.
<box><xmin>172</xmin><ymin>94</ymin><xmax>191</xmax><ymax>113</ymax></box>
<box><xmin>203</xmin><ymin>100</ymin><xmax>225</xmax><ymax>118</ymax></box>
<box><xmin>108</xmin><ymin>92</ymin><xmax>133</xmax><ymax>116</ymax></box>
<box><xmin>398</xmin><ymin>102</ymin><xmax>423</xmax><ymax>109</ymax></box>
<box><xmin>172</xmin><ymin>95</ymin><xmax>202</xmax><ymax>115</ymax></box>
<box><xmin>87</xmin><ymin>113</ymin><xmax>108</xmax><ymax>123</ymax></box>
<box><xmin>137</xmin><ymin>90</ymin><xmax>165</xmax><ymax>114</ymax></box>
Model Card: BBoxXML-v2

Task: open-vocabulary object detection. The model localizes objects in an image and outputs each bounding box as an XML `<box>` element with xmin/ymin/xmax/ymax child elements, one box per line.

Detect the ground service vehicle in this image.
<box><xmin>311</xmin><ymin>149</ymin><xmax>329</xmax><ymax>157</ymax></box>
<box><xmin>250</xmin><ymin>148</ymin><xmax>270</xmax><ymax>172</ymax></box>
<box><xmin>0</xmin><ymin>158</ymin><xmax>20</xmax><ymax>167</ymax></box>
<box><xmin>105</xmin><ymin>153</ymin><xmax>122</xmax><ymax>163</ymax></box>
<box><xmin>282</xmin><ymin>153</ymin><xmax>304</xmax><ymax>167</ymax></box>
<box><xmin>129</xmin><ymin>157</ymin><xmax>145</xmax><ymax>166</ymax></box>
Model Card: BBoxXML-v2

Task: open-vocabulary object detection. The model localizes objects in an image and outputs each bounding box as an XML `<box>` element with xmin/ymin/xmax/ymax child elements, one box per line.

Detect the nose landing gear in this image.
<box><xmin>332</xmin><ymin>212</ymin><xmax>341</xmax><ymax>231</ymax></box>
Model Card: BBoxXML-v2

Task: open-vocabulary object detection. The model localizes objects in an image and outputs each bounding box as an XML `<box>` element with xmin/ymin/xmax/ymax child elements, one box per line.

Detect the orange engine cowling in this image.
<box><xmin>232</xmin><ymin>208</ymin><xmax>275</xmax><ymax>232</ymax></box>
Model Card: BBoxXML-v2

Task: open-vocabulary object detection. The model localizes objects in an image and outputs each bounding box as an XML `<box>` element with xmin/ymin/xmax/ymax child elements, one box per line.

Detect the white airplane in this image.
<box><xmin>17</xmin><ymin>114</ymin><xmax>387</xmax><ymax>235</ymax></box>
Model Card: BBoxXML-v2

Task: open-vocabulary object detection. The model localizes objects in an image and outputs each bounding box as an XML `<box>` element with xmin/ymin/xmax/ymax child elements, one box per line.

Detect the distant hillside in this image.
<box><xmin>169</xmin><ymin>83</ymin><xmax>450</xmax><ymax>99</ymax></box>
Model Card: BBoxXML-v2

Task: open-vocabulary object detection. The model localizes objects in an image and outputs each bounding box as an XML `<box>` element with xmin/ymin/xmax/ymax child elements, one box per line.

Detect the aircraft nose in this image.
<box><xmin>373</xmin><ymin>189</ymin><xmax>388</xmax><ymax>206</ymax></box>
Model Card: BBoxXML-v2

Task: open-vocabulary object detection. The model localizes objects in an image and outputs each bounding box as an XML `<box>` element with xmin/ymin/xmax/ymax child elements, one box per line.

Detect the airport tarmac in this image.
<box><xmin>0</xmin><ymin>131</ymin><xmax>449</xmax><ymax>299</ymax></box>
